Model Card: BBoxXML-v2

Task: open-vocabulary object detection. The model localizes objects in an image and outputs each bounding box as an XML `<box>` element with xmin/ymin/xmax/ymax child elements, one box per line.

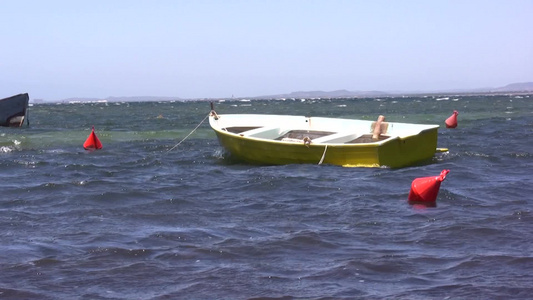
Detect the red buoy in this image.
<box><xmin>408</xmin><ymin>170</ymin><xmax>450</xmax><ymax>204</ymax></box>
<box><xmin>83</xmin><ymin>126</ymin><xmax>103</xmax><ymax>150</ymax></box>
<box><xmin>445</xmin><ymin>110</ymin><xmax>458</xmax><ymax>128</ymax></box>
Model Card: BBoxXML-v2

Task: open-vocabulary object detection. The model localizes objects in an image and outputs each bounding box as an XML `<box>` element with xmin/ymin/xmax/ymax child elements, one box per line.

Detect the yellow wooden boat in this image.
<box><xmin>209</xmin><ymin>107</ymin><xmax>444</xmax><ymax>168</ymax></box>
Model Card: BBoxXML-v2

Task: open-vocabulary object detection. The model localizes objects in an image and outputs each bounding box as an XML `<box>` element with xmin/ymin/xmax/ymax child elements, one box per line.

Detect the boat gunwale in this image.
<box><xmin>210</xmin><ymin>114</ymin><xmax>439</xmax><ymax>147</ymax></box>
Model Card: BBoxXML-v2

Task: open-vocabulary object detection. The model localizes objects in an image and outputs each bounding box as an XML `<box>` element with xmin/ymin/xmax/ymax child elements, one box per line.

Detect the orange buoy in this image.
<box><xmin>408</xmin><ymin>169</ymin><xmax>450</xmax><ymax>204</ymax></box>
<box><xmin>83</xmin><ymin>126</ymin><xmax>103</xmax><ymax>150</ymax></box>
<box><xmin>445</xmin><ymin>110</ymin><xmax>458</xmax><ymax>128</ymax></box>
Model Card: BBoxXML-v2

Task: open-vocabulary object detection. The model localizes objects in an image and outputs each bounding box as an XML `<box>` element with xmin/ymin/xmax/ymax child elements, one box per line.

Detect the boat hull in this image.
<box><xmin>0</xmin><ymin>93</ymin><xmax>29</xmax><ymax>127</ymax></box>
<box><xmin>210</xmin><ymin>113</ymin><xmax>440</xmax><ymax>168</ymax></box>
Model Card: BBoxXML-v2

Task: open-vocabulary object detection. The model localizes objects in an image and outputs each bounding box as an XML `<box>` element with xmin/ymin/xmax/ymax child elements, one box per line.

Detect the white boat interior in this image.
<box><xmin>215</xmin><ymin>114</ymin><xmax>436</xmax><ymax>145</ymax></box>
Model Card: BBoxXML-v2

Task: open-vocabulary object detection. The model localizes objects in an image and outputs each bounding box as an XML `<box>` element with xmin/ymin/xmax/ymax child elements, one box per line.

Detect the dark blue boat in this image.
<box><xmin>0</xmin><ymin>93</ymin><xmax>29</xmax><ymax>127</ymax></box>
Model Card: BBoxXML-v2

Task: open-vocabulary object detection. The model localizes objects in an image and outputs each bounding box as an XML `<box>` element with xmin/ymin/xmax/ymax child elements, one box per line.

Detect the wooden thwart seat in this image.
<box><xmin>312</xmin><ymin>132</ymin><xmax>360</xmax><ymax>144</ymax></box>
<box><xmin>238</xmin><ymin>126</ymin><xmax>283</xmax><ymax>139</ymax></box>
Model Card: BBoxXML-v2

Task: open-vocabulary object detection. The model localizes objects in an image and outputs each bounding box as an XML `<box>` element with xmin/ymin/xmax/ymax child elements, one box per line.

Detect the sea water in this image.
<box><xmin>1</xmin><ymin>96</ymin><xmax>532</xmax><ymax>299</ymax></box>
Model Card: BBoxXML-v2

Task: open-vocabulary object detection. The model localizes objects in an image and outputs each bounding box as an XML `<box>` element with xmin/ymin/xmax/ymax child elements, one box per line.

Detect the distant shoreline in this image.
<box><xmin>30</xmin><ymin>90</ymin><xmax>532</xmax><ymax>104</ymax></box>
<box><xmin>28</xmin><ymin>81</ymin><xmax>533</xmax><ymax>103</ymax></box>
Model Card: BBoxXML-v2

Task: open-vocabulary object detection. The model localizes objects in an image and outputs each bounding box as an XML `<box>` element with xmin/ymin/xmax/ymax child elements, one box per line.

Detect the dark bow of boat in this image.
<box><xmin>0</xmin><ymin>93</ymin><xmax>30</xmax><ymax>127</ymax></box>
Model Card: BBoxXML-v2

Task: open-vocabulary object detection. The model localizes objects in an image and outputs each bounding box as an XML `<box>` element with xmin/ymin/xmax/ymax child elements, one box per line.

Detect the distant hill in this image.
<box><xmin>253</xmin><ymin>89</ymin><xmax>389</xmax><ymax>99</ymax></box>
<box><xmin>491</xmin><ymin>82</ymin><xmax>533</xmax><ymax>92</ymax></box>
<box><xmin>253</xmin><ymin>82</ymin><xmax>533</xmax><ymax>99</ymax></box>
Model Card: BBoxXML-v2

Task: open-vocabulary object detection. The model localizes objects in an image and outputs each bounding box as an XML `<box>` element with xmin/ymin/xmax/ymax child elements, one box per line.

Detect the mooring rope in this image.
<box><xmin>167</xmin><ymin>112</ymin><xmax>210</xmax><ymax>153</ymax></box>
<box><xmin>318</xmin><ymin>145</ymin><xmax>328</xmax><ymax>165</ymax></box>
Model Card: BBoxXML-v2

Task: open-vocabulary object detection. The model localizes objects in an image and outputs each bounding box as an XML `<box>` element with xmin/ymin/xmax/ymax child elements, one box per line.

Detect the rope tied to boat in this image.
<box><xmin>167</xmin><ymin>112</ymin><xmax>210</xmax><ymax>153</ymax></box>
<box><xmin>210</xmin><ymin>103</ymin><xmax>220</xmax><ymax>120</ymax></box>
<box><xmin>303</xmin><ymin>136</ymin><xmax>312</xmax><ymax>147</ymax></box>
<box><xmin>318</xmin><ymin>145</ymin><xmax>328</xmax><ymax>165</ymax></box>
<box><xmin>210</xmin><ymin>110</ymin><xmax>219</xmax><ymax>120</ymax></box>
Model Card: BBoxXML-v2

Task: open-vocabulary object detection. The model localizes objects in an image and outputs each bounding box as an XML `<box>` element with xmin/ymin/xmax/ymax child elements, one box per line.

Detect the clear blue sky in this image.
<box><xmin>1</xmin><ymin>0</ymin><xmax>532</xmax><ymax>100</ymax></box>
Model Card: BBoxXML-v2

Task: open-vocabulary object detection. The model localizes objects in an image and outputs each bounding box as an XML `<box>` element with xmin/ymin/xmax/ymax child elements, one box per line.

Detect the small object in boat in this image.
<box><xmin>372</xmin><ymin>115</ymin><xmax>386</xmax><ymax>140</ymax></box>
<box><xmin>445</xmin><ymin>110</ymin><xmax>458</xmax><ymax>128</ymax></box>
<box><xmin>83</xmin><ymin>126</ymin><xmax>103</xmax><ymax>150</ymax></box>
<box><xmin>408</xmin><ymin>169</ymin><xmax>450</xmax><ymax>204</ymax></box>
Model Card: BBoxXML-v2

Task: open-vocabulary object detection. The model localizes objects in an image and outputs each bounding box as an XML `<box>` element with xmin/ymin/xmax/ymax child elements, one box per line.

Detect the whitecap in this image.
<box><xmin>43</xmin><ymin>149</ymin><xmax>68</xmax><ymax>154</ymax></box>
<box><xmin>0</xmin><ymin>146</ymin><xmax>14</xmax><ymax>153</ymax></box>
